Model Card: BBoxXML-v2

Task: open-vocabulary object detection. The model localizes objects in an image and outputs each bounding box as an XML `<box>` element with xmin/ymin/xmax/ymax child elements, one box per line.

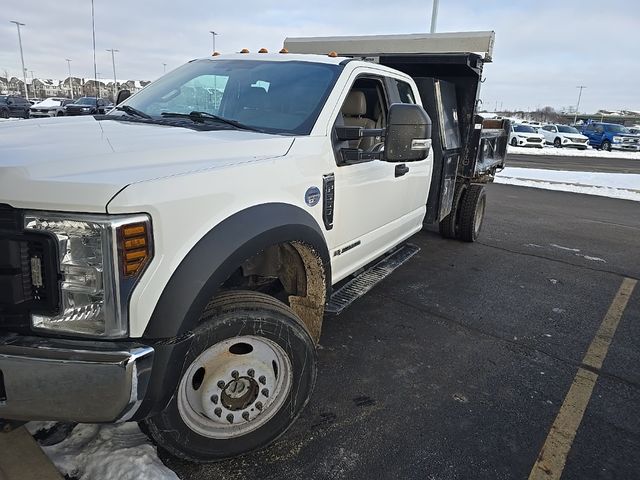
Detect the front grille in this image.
<box><xmin>527</xmin><ymin>137</ymin><xmax>543</xmax><ymax>143</ymax></box>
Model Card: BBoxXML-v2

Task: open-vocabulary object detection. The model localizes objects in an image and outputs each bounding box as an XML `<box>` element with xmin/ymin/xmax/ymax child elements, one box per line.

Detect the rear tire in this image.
<box><xmin>438</xmin><ymin>183</ymin><xmax>468</xmax><ymax>239</ymax></box>
<box><xmin>0</xmin><ymin>109</ymin><xmax>9</xmax><ymax>119</ymax></box>
<box><xmin>458</xmin><ymin>184</ymin><xmax>487</xmax><ymax>243</ymax></box>
<box><xmin>141</xmin><ymin>290</ymin><xmax>317</xmax><ymax>463</ymax></box>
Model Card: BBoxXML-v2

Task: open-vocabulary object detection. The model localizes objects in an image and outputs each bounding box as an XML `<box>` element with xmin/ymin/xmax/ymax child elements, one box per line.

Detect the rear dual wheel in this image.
<box><xmin>142</xmin><ymin>291</ymin><xmax>317</xmax><ymax>462</ymax></box>
<box><xmin>438</xmin><ymin>183</ymin><xmax>486</xmax><ymax>243</ymax></box>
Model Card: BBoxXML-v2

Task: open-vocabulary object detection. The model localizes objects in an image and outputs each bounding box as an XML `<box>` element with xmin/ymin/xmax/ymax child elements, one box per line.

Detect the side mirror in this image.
<box><xmin>116</xmin><ymin>89</ymin><xmax>131</xmax><ymax>105</ymax></box>
<box><xmin>384</xmin><ymin>103</ymin><xmax>432</xmax><ymax>162</ymax></box>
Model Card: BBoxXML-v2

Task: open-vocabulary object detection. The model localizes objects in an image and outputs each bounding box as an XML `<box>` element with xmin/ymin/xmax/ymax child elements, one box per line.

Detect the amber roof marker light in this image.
<box><xmin>279</xmin><ymin>48</ymin><xmax>289</xmax><ymax>54</ymax></box>
<box><xmin>212</xmin><ymin>51</ymin><xmax>221</xmax><ymax>56</ymax></box>
<box><xmin>258</xmin><ymin>48</ymin><xmax>268</xmax><ymax>53</ymax></box>
<box><xmin>240</xmin><ymin>48</ymin><xmax>250</xmax><ymax>54</ymax></box>
<box><xmin>328</xmin><ymin>51</ymin><xmax>338</xmax><ymax>58</ymax></box>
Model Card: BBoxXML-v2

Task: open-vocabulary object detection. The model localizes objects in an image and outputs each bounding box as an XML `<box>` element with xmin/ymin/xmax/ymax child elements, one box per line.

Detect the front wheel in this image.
<box><xmin>22</xmin><ymin>110</ymin><xmax>30</xmax><ymax>119</ymax></box>
<box><xmin>510</xmin><ymin>137</ymin><xmax>518</xmax><ymax>147</ymax></box>
<box><xmin>601</xmin><ymin>140</ymin><xmax>611</xmax><ymax>151</ymax></box>
<box><xmin>554</xmin><ymin>137</ymin><xmax>562</xmax><ymax>148</ymax></box>
<box><xmin>142</xmin><ymin>291</ymin><xmax>317</xmax><ymax>462</ymax></box>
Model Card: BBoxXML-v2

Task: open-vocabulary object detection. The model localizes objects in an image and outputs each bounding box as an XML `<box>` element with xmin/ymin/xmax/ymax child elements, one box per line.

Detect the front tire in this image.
<box><xmin>458</xmin><ymin>184</ymin><xmax>487</xmax><ymax>243</ymax></box>
<box><xmin>510</xmin><ymin>137</ymin><xmax>518</xmax><ymax>147</ymax></box>
<box><xmin>142</xmin><ymin>291</ymin><xmax>317</xmax><ymax>462</ymax></box>
<box><xmin>554</xmin><ymin>137</ymin><xmax>562</xmax><ymax>148</ymax></box>
<box><xmin>601</xmin><ymin>140</ymin><xmax>611</xmax><ymax>151</ymax></box>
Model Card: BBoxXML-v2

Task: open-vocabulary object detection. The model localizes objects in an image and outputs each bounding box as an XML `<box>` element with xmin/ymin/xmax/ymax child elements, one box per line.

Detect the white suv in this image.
<box><xmin>540</xmin><ymin>124</ymin><xmax>589</xmax><ymax>149</ymax></box>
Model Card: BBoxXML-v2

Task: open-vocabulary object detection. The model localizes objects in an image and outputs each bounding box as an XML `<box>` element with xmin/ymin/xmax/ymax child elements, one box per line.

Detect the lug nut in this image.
<box><xmin>255</xmin><ymin>402</ymin><xmax>263</xmax><ymax>411</ymax></box>
<box><xmin>226</xmin><ymin>414</ymin><xmax>234</xmax><ymax>424</ymax></box>
<box><xmin>217</xmin><ymin>380</ymin><xmax>226</xmax><ymax>389</ymax></box>
<box><xmin>231</xmin><ymin>370</ymin><xmax>239</xmax><ymax>379</ymax></box>
<box><xmin>261</xmin><ymin>388</ymin><xmax>269</xmax><ymax>398</ymax></box>
<box><xmin>259</xmin><ymin>375</ymin><xmax>266</xmax><ymax>385</ymax></box>
<box><xmin>247</xmin><ymin>368</ymin><xmax>255</xmax><ymax>377</ymax></box>
<box><xmin>242</xmin><ymin>411</ymin><xmax>250</xmax><ymax>421</ymax></box>
<box><xmin>214</xmin><ymin>407</ymin><xmax>222</xmax><ymax>417</ymax></box>
<box><xmin>210</xmin><ymin>394</ymin><xmax>218</xmax><ymax>404</ymax></box>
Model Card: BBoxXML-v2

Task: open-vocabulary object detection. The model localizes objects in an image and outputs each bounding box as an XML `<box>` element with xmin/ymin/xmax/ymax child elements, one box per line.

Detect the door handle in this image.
<box><xmin>395</xmin><ymin>164</ymin><xmax>409</xmax><ymax>177</ymax></box>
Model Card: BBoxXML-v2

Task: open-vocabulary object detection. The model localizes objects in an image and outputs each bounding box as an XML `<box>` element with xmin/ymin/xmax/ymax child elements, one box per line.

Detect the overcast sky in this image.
<box><xmin>1</xmin><ymin>0</ymin><xmax>638</xmax><ymax>112</ymax></box>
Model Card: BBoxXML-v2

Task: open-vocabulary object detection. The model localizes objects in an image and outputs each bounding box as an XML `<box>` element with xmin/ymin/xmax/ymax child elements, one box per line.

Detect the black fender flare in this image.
<box><xmin>142</xmin><ymin>203</ymin><xmax>331</xmax><ymax>339</ymax></box>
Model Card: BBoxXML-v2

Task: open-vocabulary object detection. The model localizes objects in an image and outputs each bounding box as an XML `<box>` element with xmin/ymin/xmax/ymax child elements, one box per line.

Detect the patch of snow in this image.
<box><xmin>32</xmin><ymin>423</ymin><xmax>178</xmax><ymax>480</ymax></box>
<box><xmin>495</xmin><ymin>167</ymin><xmax>640</xmax><ymax>202</ymax></box>
<box><xmin>576</xmin><ymin>254</ymin><xmax>606</xmax><ymax>263</ymax></box>
<box><xmin>508</xmin><ymin>145</ymin><xmax>640</xmax><ymax>160</ymax></box>
<box><xmin>550</xmin><ymin>244</ymin><xmax>581</xmax><ymax>252</ymax></box>
<box><xmin>552</xmin><ymin>308</ymin><xmax>565</xmax><ymax>314</ymax></box>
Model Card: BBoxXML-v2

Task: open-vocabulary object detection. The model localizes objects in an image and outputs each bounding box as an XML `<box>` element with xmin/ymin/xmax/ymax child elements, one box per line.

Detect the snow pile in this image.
<box><xmin>495</xmin><ymin>167</ymin><xmax>640</xmax><ymax>202</ymax></box>
<box><xmin>508</xmin><ymin>145</ymin><xmax>640</xmax><ymax>160</ymax></box>
<box><xmin>28</xmin><ymin>423</ymin><xmax>178</xmax><ymax>480</ymax></box>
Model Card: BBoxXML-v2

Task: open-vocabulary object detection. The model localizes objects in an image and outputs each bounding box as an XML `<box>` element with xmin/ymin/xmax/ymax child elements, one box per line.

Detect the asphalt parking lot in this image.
<box><xmin>508</xmin><ymin>153</ymin><xmax>640</xmax><ymax>174</ymax></box>
<box><xmin>164</xmin><ymin>183</ymin><xmax>639</xmax><ymax>480</ymax></box>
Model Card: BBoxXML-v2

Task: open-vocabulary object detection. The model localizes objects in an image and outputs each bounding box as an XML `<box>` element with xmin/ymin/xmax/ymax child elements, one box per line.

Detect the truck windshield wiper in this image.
<box><xmin>161</xmin><ymin>111</ymin><xmax>262</xmax><ymax>132</ymax></box>
<box><xmin>116</xmin><ymin>105</ymin><xmax>152</xmax><ymax>119</ymax></box>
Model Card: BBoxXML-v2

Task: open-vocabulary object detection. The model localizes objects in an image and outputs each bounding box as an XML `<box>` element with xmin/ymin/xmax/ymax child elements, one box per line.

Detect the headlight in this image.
<box><xmin>24</xmin><ymin>213</ymin><xmax>152</xmax><ymax>338</ymax></box>
<box><xmin>612</xmin><ymin>136</ymin><xmax>623</xmax><ymax>143</ymax></box>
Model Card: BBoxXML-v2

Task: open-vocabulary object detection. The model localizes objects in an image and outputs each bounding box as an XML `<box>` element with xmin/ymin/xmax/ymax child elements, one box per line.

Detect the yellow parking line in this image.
<box><xmin>528</xmin><ymin>277</ymin><xmax>637</xmax><ymax>480</ymax></box>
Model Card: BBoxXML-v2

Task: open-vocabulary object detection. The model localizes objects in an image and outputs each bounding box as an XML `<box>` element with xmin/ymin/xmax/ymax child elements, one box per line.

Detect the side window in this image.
<box><xmin>394</xmin><ymin>80</ymin><xmax>416</xmax><ymax>104</ymax></box>
<box><xmin>334</xmin><ymin>75</ymin><xmax>390</xmax><ymax>160</ymax></box>
<box><xmin>595</xmin><ymin>125</ymin><xmax>604</xmax><ymax>133</ymax></box>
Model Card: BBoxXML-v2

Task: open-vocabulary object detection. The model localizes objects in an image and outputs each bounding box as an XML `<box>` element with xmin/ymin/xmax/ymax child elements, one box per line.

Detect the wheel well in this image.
<box><xmin>217</xmin><ymin>241</ymin><xmax>327</xmax><ymax>343</ymax></box>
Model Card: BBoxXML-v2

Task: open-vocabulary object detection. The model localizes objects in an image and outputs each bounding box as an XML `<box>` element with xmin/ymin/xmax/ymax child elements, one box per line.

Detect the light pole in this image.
<box><xmin>106</xmin><ymin>48</ymin><xmax>119</xmax><ymax>100</ymax></box>
<box><xmin>430</xmin><ymin>0</ymin><xmax>439</xmax><ymax>34</ymax></box>
<box><xmin>10</xmin><ymin>20</ymin><xmax>28</xmax><ymax>100</ymax></box>
<box><xmin>209</xmin><ymin>31</ymin><xmax>219</xmax><ymax>53</ymax></box>
<box><xmin>96</xmin><ymin>72</ymin><xmax>101</xmax><ymax>98</ymax></box>
<box><xmin>574</xmin><ymin>85</ymin><xmax>586</xmax><ymax>125</ymax></box>
<box><xmin>65</xmin><ymin>59</ymin><xmax>73</xmax><ymax>99</ymax></box>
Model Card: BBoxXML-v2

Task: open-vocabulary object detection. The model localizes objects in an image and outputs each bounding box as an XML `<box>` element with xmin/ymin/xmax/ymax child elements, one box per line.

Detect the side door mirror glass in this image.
<box><xmin>384</xmin><ymin>103</ymin><xmax>432</xmax><ymax>162</ymax></box>
<box><xmin>116</xmin><ymin>90</ymin><xmax>131</xmax><ymax>105</ymax></box>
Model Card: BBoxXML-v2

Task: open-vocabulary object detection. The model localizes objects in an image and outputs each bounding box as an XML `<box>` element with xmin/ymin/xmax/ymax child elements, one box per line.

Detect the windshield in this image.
<box><xmin>514</xmin><ymin>125</ymin><xmax>537</xmax><ymax>133</ymax></box>
<box><xmin>604</xmin><ymin>124</ymin><xmax>630</xmax><ymax>134</ymax></box>
<box><xmin>117</xmin><ymin>59</ymin><xmax>340</xmax><ymax>135</ymax></box>
<box><xmin>557</xmin><ymin>125</ymin><xmax>579</xmax><ymax>134</ymax></box>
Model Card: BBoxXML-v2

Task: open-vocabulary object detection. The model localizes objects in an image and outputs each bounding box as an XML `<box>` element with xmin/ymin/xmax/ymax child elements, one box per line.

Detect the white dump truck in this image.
<box><xmin>0</xmin><ymin>32</ymin><xmax>508</xmax><ymax>461</ymax></box>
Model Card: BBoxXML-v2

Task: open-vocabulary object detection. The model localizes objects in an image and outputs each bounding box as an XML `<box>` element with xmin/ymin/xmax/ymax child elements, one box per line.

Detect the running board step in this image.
<box><xmin>326</xmin><ymin>243</ymin><xmax>420</xmax><ymax>316</ymax></box>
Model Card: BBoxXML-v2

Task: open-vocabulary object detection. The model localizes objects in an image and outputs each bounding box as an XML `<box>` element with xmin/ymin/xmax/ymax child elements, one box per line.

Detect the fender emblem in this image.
<box><xmin>305</xmin><ymin>186</ymin><xmax>321</xmax><ymax>207</ymax></box>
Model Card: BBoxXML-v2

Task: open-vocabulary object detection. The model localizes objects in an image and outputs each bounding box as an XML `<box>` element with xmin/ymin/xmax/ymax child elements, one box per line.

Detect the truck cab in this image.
<box><xmin>0</xmin><ymin>32</ymin><xmax>507</xmax><ymax>462</ymax></box>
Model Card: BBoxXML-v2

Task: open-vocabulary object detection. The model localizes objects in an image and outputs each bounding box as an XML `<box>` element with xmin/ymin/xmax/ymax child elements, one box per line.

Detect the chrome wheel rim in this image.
<box><xmin>474</xmin><ymin>195</ymin><xmax>486</xmax><ymax>235</ymax></box>
<box><xmin>178</xmin><ymin>335</ymin><xmax>293</xmax><ymax>439</ymax></box>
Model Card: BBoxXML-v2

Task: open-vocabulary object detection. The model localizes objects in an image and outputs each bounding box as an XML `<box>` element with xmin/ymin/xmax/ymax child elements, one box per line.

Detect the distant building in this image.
<box><xmin>0</xmin><ymin>77</ymin><xmax>8</xmax><ymax>94</ymax></box>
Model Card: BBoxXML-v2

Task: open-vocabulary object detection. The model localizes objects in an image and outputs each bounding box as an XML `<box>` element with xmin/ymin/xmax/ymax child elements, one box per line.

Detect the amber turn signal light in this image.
<box><xmin>118</xmin><ymin>222</ymin><xmax>151</xmax><ymax>277</ymax></box>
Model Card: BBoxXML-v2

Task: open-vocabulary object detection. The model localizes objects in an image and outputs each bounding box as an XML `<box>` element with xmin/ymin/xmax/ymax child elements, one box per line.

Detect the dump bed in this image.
<box><xmin>285</xmin><ymin>32</ymin><xmax>509</xmax><ymax>224</ymax></box>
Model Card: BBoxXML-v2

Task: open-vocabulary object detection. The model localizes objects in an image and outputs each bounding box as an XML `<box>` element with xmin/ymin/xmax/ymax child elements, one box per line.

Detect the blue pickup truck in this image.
<box><xmin>581</xmin><ymin>122</ymin><xmax>640</xmax><ymax>151</ymax></box>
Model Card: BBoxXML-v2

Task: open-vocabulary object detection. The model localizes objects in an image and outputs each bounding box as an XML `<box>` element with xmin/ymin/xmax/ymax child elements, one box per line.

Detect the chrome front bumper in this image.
<box><xmin>0</xmin><ymin>335</ymin><xmax>153</xmax><ymax>423</ymax></box>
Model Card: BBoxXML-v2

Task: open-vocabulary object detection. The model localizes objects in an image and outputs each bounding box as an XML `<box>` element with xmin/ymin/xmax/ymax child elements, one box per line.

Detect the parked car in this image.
<box><xmin>581</xmin><ymin>122</ymin><xmax>640</xmax><ymax>151</ymax></box>
<box><xmin>30</xmin><ymin>97</ymin><xmax>75</xmax><ymax>117</ymax></box>
<box><xmin>509</xmin><ymin>124</ymin><xmax>545</xmax><ymax>148</ymax></box>
<box><xmin>0</xmin><ymin>95</ymin><xmax>31</xmax><ymax>119</ymax></box>
<box><xmin>627</xmin><ymin>126</ymin><xmax>640</xmax><ymax>135</ymax></box>
<box><xmin>28</xmin><ymin>98</ymin><xmax>43</xmax><ymax>106</ymax></box>
<box><xmin>65</xmin><ymin>97</ymin><xmax>110</xmax><ymax>116</ymax></box>
<box><xmin>540</xmin><ymin>124</ymin><xmax>589</xmax><ymax>149</ymax></box>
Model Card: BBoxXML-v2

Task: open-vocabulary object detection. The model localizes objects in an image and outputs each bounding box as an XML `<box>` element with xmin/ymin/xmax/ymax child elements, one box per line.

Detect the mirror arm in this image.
<box><xmin>335</xmin><ymin>126</ymin><xmax>385</xmax><ymax>141</ymax></box>
<box><xmin>340</xmin><ymin>148</ymin><xmax>383</xmax><ymax>165</ymax></box>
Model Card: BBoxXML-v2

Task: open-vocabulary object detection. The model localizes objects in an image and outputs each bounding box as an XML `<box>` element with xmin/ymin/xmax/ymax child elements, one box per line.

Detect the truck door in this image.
<box><xmin>328</xmin><ymin>72</ymin><xmax>431</xmax><ymax>282</ymax></box>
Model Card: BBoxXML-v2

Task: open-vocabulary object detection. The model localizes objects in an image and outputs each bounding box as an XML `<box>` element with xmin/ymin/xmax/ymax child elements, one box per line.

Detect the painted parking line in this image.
<box><xmin>528</xmin><ymin>277</ymin><xmax>637</xmax><ymax>480</ymax></box>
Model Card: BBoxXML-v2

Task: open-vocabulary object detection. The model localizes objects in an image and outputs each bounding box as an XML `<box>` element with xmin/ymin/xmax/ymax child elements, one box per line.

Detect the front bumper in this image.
<box><xmin>29</xmin><ymin>111</ymin><xmax>56</xmax><ymax>118</ymax></box>
<box><xmin>611</xmin><ymin>143</ymin><xmax>640</xmax><ymax>151</ymax></box>
<box><xmin>0</xmin><ymin>334</ymin><xmax>153</xmax><ymax>423</ymax></box>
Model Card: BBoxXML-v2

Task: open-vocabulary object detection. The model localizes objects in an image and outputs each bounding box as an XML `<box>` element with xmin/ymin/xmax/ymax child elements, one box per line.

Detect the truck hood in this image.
<box><xmin>0</xmin><ymin>116</ymin><xmax>294</xmax><ymax>212</ymax></box>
